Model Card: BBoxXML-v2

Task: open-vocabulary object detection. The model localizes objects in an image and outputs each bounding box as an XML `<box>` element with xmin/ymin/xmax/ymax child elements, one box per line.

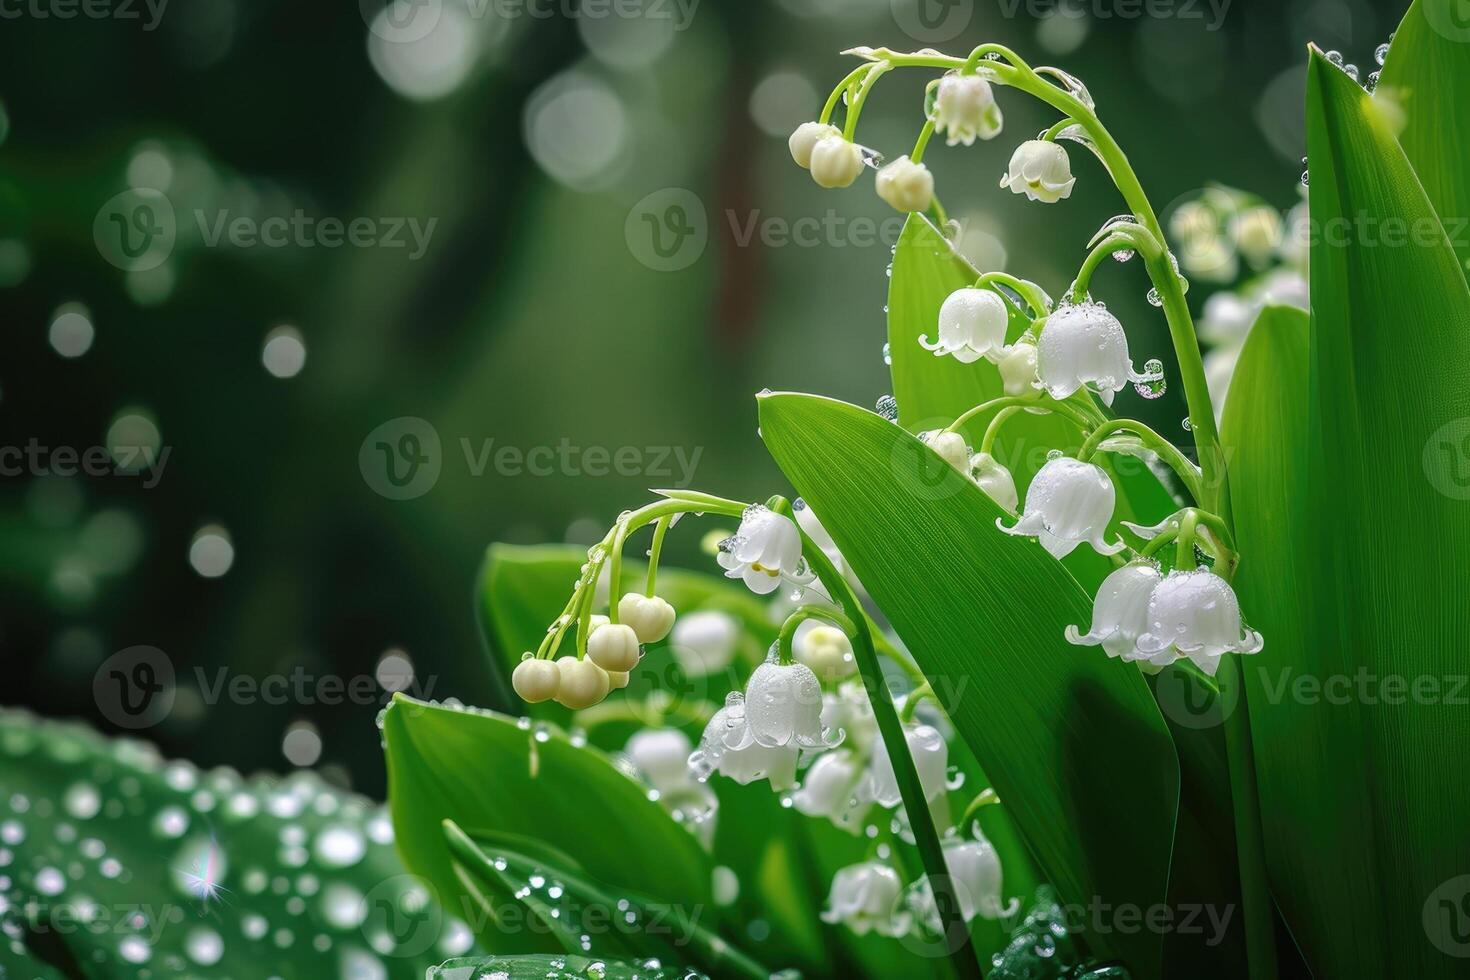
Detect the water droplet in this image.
<box><xmin>1111</xmin><ymin>248</ymin><xmax>1135</xmax><ymax>263</ymax></box>
<box><xmin>1301</xmin><ymin>170</ymin><xmax>1310</xmax><ymax>187</ymax></box>
<box><xmin>1182</xmin><ymin>417</ymin><xmax>1194</xmax><ymax>432</ymax></box>
<box><xmin>1327</xmin><ymin>50</ymin><xmax>1343</xmax><ymax>65</ymax></box>
<box><xmin>1367</xmin><ymin>70</ymin><xmax>1381</xmax><ymax>92</ymax></box>
<box><xmin>875</xmin><ymin>394</ymin><xmax>899</xmax><ymax>422</ymax></box>
<box><xmin>1375</xmin><ymin>42</ymin><xmax>1390</xmax><ymax>65</ymax></box>
<box><xmin>1133</xmin><ymin>359</ymin><xmax>1167</xmax><ymax>399</ymax></box>
<box><xmin>881</xmin><ymin>342</ymin><xmax>891</xmax><ymax>366</ymax></box>
<box><xmin>1146</xmin><ymin>287</ymin><xmax>1162</xmax><ymax>307</ymax></box>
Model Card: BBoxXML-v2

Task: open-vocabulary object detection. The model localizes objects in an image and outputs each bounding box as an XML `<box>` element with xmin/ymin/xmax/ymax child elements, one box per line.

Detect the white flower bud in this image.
<box><xmin>821</xmin><ymin>861</ymin><xmax>907</xmax><ymax>936</ymax></box>
<box><xmin>606</xmin><ymin>670</ymin><xmax>630</xmax><ymax>690</ymax></box>
<box><xmin>791</xmin><ymin>750</ymin><xmax>866</xmax><ymax>824</ymax></box>
<box><xmin>933</xmin><ymin>73</ymin><xmax>1003</xmax><ymax>146</ymax></box>
<box><xmin>919</xmin><ymin>429</ymin><xmax>971</xmax><ymax>472</ymax></box>
<box><xmin>810</xmin><ymin>136</ymin><xmax>865</xmax><ymax>189</ymax></box>
<box><xmin>1036</xmin><ymin>301</ymin><xmax>1145</xmax><ymax>407</ymax></box>
<box><xmin>617</xmin><ymin>592</ymin><xmax>675</xmax><ymax>644</ymax></box>
<box><xmin>999</xmin><ymin>140</ymin><xmax>1076</xmax><ymax>204</ymax></box>
<box><xmin>907</xmin><ymin>830</ymin><xmax>1019</xmax><ymax>931</ymax></box>
<box><xmin>920</xmin><ymin>287</ymin><xmax>1009</xmax><ymax>364</ymax></box>
<box><xmin>995</xmin><ymin>341</ymin><xmax>1038</xmax><ymax>397</ymax></box>
<box><xmin>1230</xmin><ymin>206</ymin><xmax>1283</xmax><ymax>267</ymax></box>
<box><xmin>1169</xmin><ymin>200</ymin><xmax>1218</xmax><ymax>242</ymax></box>
<box><xmin>626</xmin><ymin>728</ymin><xmax>694</xmax><ymax>791</ymax></box>
<box><xmin>794</xmin><ymin>621</ymin><xmax>856</xmax><ymax>682</ymax></box>
<box><xmin>789</xmin><ymin>121</ymin><xmax>841</xmax><ymax>169</ymax></box>
<box><xmin>587</xmin><ymin>622</ymin><xmax>641</xmax><ymax>672</ymax></box>
<box><xmin>875</xmin><ymin>155</ymin><xmax>934</xmax><ymax>213</ymax></box>
<box><xmin>553</xmin><ymin>656</ymin><xmax>610</xmax><ymax>710</ymax></box>
<box><xmin>512</xmin><ymin>656</ymin><xmax>560</xmax><ymax>703</ymax></box>
<box><xmin>998</xmin><ymin>456</ymin><xmax>1124</xmax><ymax>560</ymax></box>
<box><xmin>969</xmin><ymin>452</ymin><xmax>1018</xmax><ymax>512</ymax></box>
<box><xmin>670</xmin><ymin>610</ymin><xmax>740</xmax><ymax>676</ymax></box>
<box><xmin>1065</xmin><ymin>562</ymin><xmax>1162</xmax><ymax>661</ymax></box>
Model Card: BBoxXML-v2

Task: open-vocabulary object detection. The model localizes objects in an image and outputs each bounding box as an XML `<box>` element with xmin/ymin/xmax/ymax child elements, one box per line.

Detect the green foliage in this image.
<box><xmin>756</xmin><ymin>391</ymin><xmax>1179</xmax><ymax>977</ymax></box>
<box><xmin>0</xmin><ymin>709</ymin><xmax>460</xmax><ymax>978</ymax></box>
<box><xmin>427</xmin><ymin>954</ymin><xmax>699</xmax><ymax>979</ymax></box>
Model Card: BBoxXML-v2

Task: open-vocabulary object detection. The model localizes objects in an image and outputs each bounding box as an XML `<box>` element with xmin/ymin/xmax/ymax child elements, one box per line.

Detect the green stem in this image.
<box><xmin>899</xmin><ymin>682</ymin><xmax>933</xmax><ymax>723</ymax></box>
<box><xmin>776</xmin><ymin>605</ymin><xmax>858</xmax><ymax>666</ymax></box>
<box><xmin>958</xmin><ymin>788</ymin><xmax>1001</xmax><ymax>827</ymax></box>
<box><xmin>1042</xmin><ymin>116</ymin><xmax>1077</xmax><ymax>142</ymax></box>
<box><xmin>1071</xmin><ymin>234</ymin><xmax>1133</xmax><ymax>303</ymax></box>
<box><xmin>910</xmin><ymin>118</ymin><xmax>937</xmax><ymax>164</ymax></box>
<box><xmin>975</xmin><ymin>271</ymin><xmax>1052</xmax><ymax>318</ymax></box>
<box><xmin>1078</xmin><ymin>418</ymin><xmax>1205</xmax><ymax>504</ymax></box>
<box><xmin>948</xmin><ymin>395</ymin><xmax>1091</xmax><ymax>437</ymax></box>
<box><xmin>645</xmin><ymin>516</ymin><xmax>672</xmax><ymax>596</ymax></box>
<box><xmin>1174</xmin><ymin>509</ymin><xmax>1199</xmax><ymax>570</ymax></box>
<box><xmin>820</xmin><ymin>64</ymin><xmax>873</xmax><ymax>126</ymax></box>
<box><xmin>979</xmin><ymin>407</ymin><xmax>1022</xmax><ymax>456</ymax></box>
<box><xmin>843</xmin><ymin>62</ymin><xmax>892</xmax><ymax>142</ymax></box>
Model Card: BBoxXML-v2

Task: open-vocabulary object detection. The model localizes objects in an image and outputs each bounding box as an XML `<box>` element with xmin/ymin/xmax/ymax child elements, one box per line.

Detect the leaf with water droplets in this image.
<box><xmin>428</xmin><ymin>953</ymin><xmax>702</xmax><ymax>980</ymax></box>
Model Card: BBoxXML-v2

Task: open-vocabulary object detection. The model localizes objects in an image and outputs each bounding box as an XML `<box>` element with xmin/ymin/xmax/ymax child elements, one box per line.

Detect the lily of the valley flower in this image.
<box><xmin>689</xmin><ymin>697</ymin><xmax>800</xmax><ymax>791</ymax></box>
<box><xmin>822</xmin><ymin>682</ymin><xmax>878</xmax><ymax>753</ymax></box>
<box><xmin>1065</xmin><ymin>562</ymin><xmax>1163</xmax><ymax>661</ymax></box>
<box><xmin>1036</xmin><ymin>301</ymin><xmax>1147</xmax><ymax>407</ymax></box>
<box><xmin>810</xmin><ymin>135</ymin><xmax>865</xmax><ymax>189</ymax></box>
<box><xmin>995</xmin><ymin>340</ymin><xmax>1038</xmax><ymax>397</ymax></box>
<box><xmin>669</xmin><ymin>609</ymin><xmax>740</xmax><ymax>677</ymax></box>
<box><xmin>511</xmin><ymin>655</ymin><xmax>560</xmax><ymax>703</ymax></box>
<box><xmin>587</xmin><ymin>621</ymin><xmax>642</xmax><ymax>673</ymax></box>
<box><xmin>969</xmin><ymin>452</ymin><xmax>1018</xmax><ymax>512</ymax></box>
<box><xmin>617</xmin><ymin>592</ymin><xmax>676</xmax><ymax>644</ymax></box>
<box><xmin>744</xmin><ymin>658</ymin><xmax>841</xmax><ymax>749</ymax></box>
<box><xmin>717</xmin><ymin>504</ymin><xmax>804</xmax><ymax>596</ymax></box>
<box><xmin>998</xmin><ymin>456</ymin><xmax>1125</xmax><ymax>559</ymax></box>
<box><xmin>919</xmin><ymin>429</ymin><xmax>970</xmax><ymax>472</ymax></box>
<box><xmin>860</xmin><ymin>722</ymin><xmax>950</xmax><ymax>808</ymax></box>
<box><xmin>788</xmin><ymin>121</ymin><xmax>842</xmax><ymax>169</ymax></box>
<box><xmin>876</xmin><ymin>156</ymin><xmax>934</xmax><ymax>213</ymax></box>
<box><xmin>907</xmin><ymin>827</ymin><xmax>1019</xmax><ymax>932</ymax></box>
<box><xmin>553</xmin><ymin>655</ymin><xmax>611</xmax><ymax>710</ymax></box>
<box><xmin>791</xmin><ymin>750</ymin><xmax>869</xmax><ymax>832</ymax></box>
<box><xmin>1134</xmin><ymin>568</ymin><xmax>1263</xmax><ymax>676</ymax></box>
<box><xmin>626</xmin><ymin>728</ymin><xmax>696</xmax><ymax>792</ymax></box>
<box><xmin>1000</xmin><ymin>140</ymin><xmax>1076</xmax><ymax>203</ymax></box>
<box><xmin>821</xmin><ymin>861</ymin><xmax>908</xmax><ymax>936</ymax></box>
<box><xmin>933</xmin><ymin>73</ymin><xmax>1003</xmax><ymax>146</ymax></box>
<box><xmin>795</xmin><ymin>620</ymin><xmax>857</xmax><ymax>682</ymax></box>
<box><xmin>920</xmin><ymin>287</ymin><xmax>1009</xmax><ymax>364</ymax></box>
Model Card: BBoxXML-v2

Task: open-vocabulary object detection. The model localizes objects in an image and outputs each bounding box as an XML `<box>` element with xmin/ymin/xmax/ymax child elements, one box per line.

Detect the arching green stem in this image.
<box><xmin>820</xmin><ymin>64</ymin><xmax>874</xmax><ymax>126</ymax></box>
<box><xmin>959</xmin><ymin>788</ymin><xmax>1001</xmax><ymax>827</ymax></box>
<box><xmin>975</xmin><ymin>271</ymin><xmax>1052</xmax><ymax>318</ymax></box>
<box><xmin>645</xmin><ymin>515</ymin><xmax>672</xmax><ymax>596</ymax></box>
<box><xmin>947</xmin><ymin>395</ymin><xmax>1092</xmax><ymax>438</ymax></box>
<box><xmin>910</xmin><ymin>118</ymin><xmax>937</xmax><ymax>164</ymax></box>
<box><xmin>899</xmin><ymin>682</ymin><xmax>934</xmax><ymax>723</ymax></box>
<box><xmin>1042</xmin><ymin>117</ymin><xmax>1078</xmax><ymax>142</ymax></box>
<box><xmin>1078</xmin><ymin>418</ymin><xmax>1205</xmax><ymax>504</ymax></box>
<box><xmin>776</xmin><ymin>605</ymin><xmax>858</xmax><ymax>666</ymax></box>
<box><xmin>1071</xmin><ymin>234</ymin><xmax>1136</xmax><ymax>303</ymax></box>
<box><xmin>843</xmin><ymin>62</ymin><xmax>893</xmax><ymax>142</ymax></box>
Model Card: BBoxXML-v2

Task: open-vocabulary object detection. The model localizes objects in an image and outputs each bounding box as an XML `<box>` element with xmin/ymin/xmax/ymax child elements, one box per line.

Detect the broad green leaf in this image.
<box><xmin>886</xmin><ymin>215</ymin><xmax>1177</xmax><ymax>592</ymax></box>
<box><xmin>757</xmin><ymin>392</ymin><xmax>1179</xmax><ymax>978</ymax></box>
<box><xmin>444</xmin><ymin>822</ymin><xmax>769</xmax><ymax>978</ymax></box>
<box><xmin>429</xmin><ymin>954</ymin><xmax>698</xmax><ymax>979</ymax></box>
<box><xmin>382</xmin><ymin>697</ymin><xmax>711</xmax><ymax>955</ymax></box>
<box><xmin>0</xmin><ymin>709</ymin><xmax>466</xmax><ymax>978</ymax></box>
<box><xmin>1240</xmin><ymin>50</ymin><xmax>1470</xmax><ymax>975</ymax></box>
<box><xmin>1379</xmin><ymin>0</ymin><xmax>1470</xmax><ymax>277</ymax></box>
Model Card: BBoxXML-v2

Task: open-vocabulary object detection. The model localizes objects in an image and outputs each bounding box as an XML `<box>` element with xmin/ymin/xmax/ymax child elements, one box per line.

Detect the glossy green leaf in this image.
<box><xmin>886</xmin><ymin>215</ymin><xmax>1177</xmax><ymax>592</ymax></box>
<box><xmin>382</xmin><ymin>697</ymin><xmax>710</xmax><ymax>955</ymax></box>
<box><xmin>757</xmin><ymin>392</ymin><xmax>1179</xmax><ymax>978</ymax></box>
<box><xmin>429</xmin><ymin>954</ymin><xmax>698</xmax><ymax>979</ymax></box>
<box><xmin>1233</xmin><ymin>50</ymin><xmax>1470</xmax><ymax>975</ymax></box>
<box><xmin>0</xmin><ymin>709</ymin><xmax>464</xmax><ymax>978</ymax></box>
<box><xmin>1379</xmin><ymin>0</ymin><xmax>1470</xmax><ymax>277</ymax></box>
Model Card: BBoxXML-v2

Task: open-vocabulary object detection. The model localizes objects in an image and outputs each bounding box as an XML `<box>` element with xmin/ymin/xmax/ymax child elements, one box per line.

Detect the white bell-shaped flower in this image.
<box><xmin>688</xmin><ymin>697</ymin><xmax>799</xmax><ymax>791</ymax></box>
<box><xmin>822</xmin><ymin>682</ymin><xmax>878</xmax><ymax>753</ymax></box>
<box><xmin>717</xmin><ymin>504</ymin><xmax>804</xmax><ymax>596</ymax></box>
<box><xmin>918</xmin><ymin>429</ymin><xmax>971</xmax><ymax>472</ymax></box>
<box><xmin>999</xmin><ymin>140</ymin><xmax>1076</xmax><ymax>203</ymax></box>
<box><xmin>794</xmin><ymin>620</ymin><xmax>857</xmax><ymax>682</ymax></box>
<box><xmin>587</xmin><ymin>621</ymin><xmax>641</xmax><ymax>673</ymax></box>
<box><xmin>859</xmin><ymin>723</ymin><xmax>950</xmax><ymax>808</ymax></box>
<box><xmin>1036</xmin><ymin>301</ymin><xmax>1147</xmax><ymax>407</ymax></box>
<box><xmin>969</xmin><ymin>452</ymin><xmax>1018</xmax><ymax>513</ymax></box>
<box><xmin>553</xmin><ymin>656</ymin><xmax>611</xmax><ymax>710</ymax></box>
<box><xmin>998</xmin><ymin>455</ymin><xmax>1125</xmax><ymax>560</ymax></box>
<box><xmin>1065</xmin><ymin>562</ymin><xmax>1163</xmax><ymax>661</ymax></box>
<box><xmin>617</xmin><ymin>592</ymin><xmax>676</xmax><ymax>644</ymax></box>
<box><xmin>906</xmin><ymin>827</ymin><xmax>1019</xmax><ymax>932</ymax></box>
<box><xmin>511</xmin><ymin>656</ymin><xmax>560</xmax><ymax>704</ymax></box>
<box><xmin>876</xmin><ymin>156</ymin><xmax>934</xmax><ymax>213</ymax></box>
<box><xmin>820</xmin><ymin>861</ymin><xmax>907</xmax><ymax>936</ymax></box>
<box><xmin>933</xmin><ymin>73</ymin><xmax>1003</xmax><ymax>146</ymax></box>
<box><xmin>1134</xmin><ymin>568</ymin><xmax>1263</xmax><ymax>677</ymax></box>
<box><xmin>791</xmin><ymin>750</ymin><xmax>869</xmax><ymax>832</ymax></box>
<box><xmin>1230</xmin><ymin>205</ymin><xmax>1283</xmax><ymax>268</ymax></box>
<box><xmin>744</xmin><ymin>658</ymin><xmax>841</xmax><ymax>749</ymax></box>
<box><xmin>920</xmin><ymin>288</ymin><xmax>1009</xmax><ymax>364</ymax></box>
<box><xmin>810</xmin><ymin>135</ymin><xmax>865</xmax><ymax>189</ymax></box>
<box><xmin>626</xmin><ymin>728</ymin><xmax>694</xmax><ymax>792</ymax></box>
<box><xmin>788</xmin><ymin>121</ymin><xmax>841</xmax><ymax>169</ymax></box>
<box><xmin>669</xmin><ymin>610</ymin><xmax>740</xmax><ymax>677</ymax></box>
<box><xmin>996</xmin><ymin>340</ymin><xmax>1038</xmax><ymax>397</ymax></box>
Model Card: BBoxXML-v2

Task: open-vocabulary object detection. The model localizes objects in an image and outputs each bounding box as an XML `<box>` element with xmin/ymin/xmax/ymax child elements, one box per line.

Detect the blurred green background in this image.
<box><xmin>0</xmin><ymin>0</ymin><xmax>1393</xmax><ymax>795</ymax></box>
